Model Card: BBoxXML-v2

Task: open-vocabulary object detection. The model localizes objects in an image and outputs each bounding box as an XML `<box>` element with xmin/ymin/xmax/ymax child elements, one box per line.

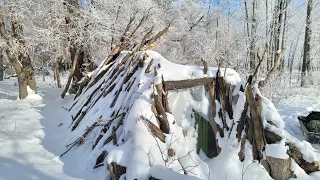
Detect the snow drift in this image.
<box><xmin>64</xmin><ymin>50</ymin><xmax>320</xmax><ymax>180</ymax></box>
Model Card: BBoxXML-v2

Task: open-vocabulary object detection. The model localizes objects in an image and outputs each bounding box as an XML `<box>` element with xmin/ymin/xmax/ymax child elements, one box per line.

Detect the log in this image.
<box><xmin>161</xmin><ymin>76</ymin><xmax>170</xmax><ymax>113</ymax></box>
<box><xmin>264</xmin><ymin>129</ymin><xmax>282</xmax><ymax>144</ymax></box>
<box><xmin>147</xmin><ymin>24</ymin><xmax>170</xmax><ymax>46</ymax></box>
<box><xmin>147</xmin><ymin>39</ymin><xmax>166</xmax><ymax>51</ymax></box>
<box><xmin>72</xmin><ymin>80</ymin><xmax>104</xmax><ymax>122</ymax></box>
<box><xmin>245</xmin><ymin>83</ymin><xmax>266</xmax><ymax>160</ymax></box>
<box><xmin>145</xmin><ymin>59</ymin><xmax>154</xmax><ymax>73</ymax></box>
<box><xmin>226</xmin><ymin>84</ymin><xmax>233</xmax><ymax>119</ymax></box>
<box><xmin>94</xmin><ymin>150</ymin><xmax>108</xmax><ymax>169</ymax></box>
<box><xmin>209</xmin><ymin>81</ymin><xmax>222</xmax><ymax>155</ymax></box>
<box><xmin>104</xmin><ymin>45</ymin><xmax>121</xmax><ymax>66</ymax></box>
<box><xmin>236</xmin><ymin>102</ymin><xmax>248</xmax><ymax>141</ymax></box>
<box><xmin>153</xmin><ymin>90</ymin><xmax>170</xmax><ymax>134</ymax></box>
<box><xmin>215</xmin><ymin>74</ymin><xmax>228</xmax><ymax>130</ymax></box>
<box><xmin>286</xmin><ymin>142</ymin><xmax>319</xmax><ymax>174</ymax></box>
<box><xmin>140</xmin><ymin>116</ymin><xmax>166</xmax><ymax>143</ymax></box>
<box><xmin>238</xmin><ymin>135</ymin><xmax>246</xmax><ymax>161</ymax></box>
<box><xmin>262</xmin><ymin>130</ymin><xmax>319</xmax><ymax>174</ymax></box>
<box><xmin>85</xmin><ymin>64</ymin><xmax>112</xmax><ymax>91</ymax></box>
<box><xmin>108</xmin><ymin>162</ymin><xmax>126</xmax><ymax>180</ymax></box>
<box><xmin>164</xmin><ymin>77</ymin><xmax>215</xmax><ymax>91</ymax></box>
<box><xmin>112</xmin><ymin>126</ymin><xmax>117</xmax><ymax>145</ymax></box>
<box><xmin>264</xmin><ymin>156</ymin><xmax>294</xmax><ymax>180</ymax></box>
<box><xmin>125</xmin><ymin>78</ymin><xmax>135</xmax><ymax>92</ymax></box>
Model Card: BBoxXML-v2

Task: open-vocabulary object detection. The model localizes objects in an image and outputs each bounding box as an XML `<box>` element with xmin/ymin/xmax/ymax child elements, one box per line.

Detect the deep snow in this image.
<box><xmin>0</xmin><ymin>77</ymin><xmax>99</xmax><ymax>180</ymax></box>
<box><xmin>0</xmin><ymin>74</ymin><xmax>320</xmax><ymax>179</ymax></box>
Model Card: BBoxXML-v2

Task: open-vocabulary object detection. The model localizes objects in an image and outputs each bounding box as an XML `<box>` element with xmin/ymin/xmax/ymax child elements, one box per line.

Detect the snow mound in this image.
<box><xmin>65</xmin><ymin>51</ymin><xmax>320</xmax><ymax>180</ymax></box>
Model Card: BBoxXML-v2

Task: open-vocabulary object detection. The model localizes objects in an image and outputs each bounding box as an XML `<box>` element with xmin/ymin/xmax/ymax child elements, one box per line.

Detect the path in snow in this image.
<box><xmin>0</xmin><ymin>78</ymin><xmax>87</xmax><ymax>180</ymax></box>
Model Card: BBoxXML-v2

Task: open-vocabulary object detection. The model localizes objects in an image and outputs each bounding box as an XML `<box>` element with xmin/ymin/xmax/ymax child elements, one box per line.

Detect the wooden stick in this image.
<box><xmin>147</xmin><ymin>40</ymin><xmax>166</xmax><ymax>51</ymax></box>
<box><xmin>201</xmin><ymin>59</ymin><xmax>208</xmax><ymax>74</ymax></box>
<box><xmin>209</xmin><ymin>81</ymin><xmax>222</xmax><ymax>155</ymax></box>
<box><xmin>145</xmin><ymin>59</ymin><xmax>154</xmax><ymax>73</ymax></box>
<box><xmin>245</xmin><ymin>84</ymin><xmax>266</xmax><ymax>160</ymax></box>
<box><xmin>164</xmin><ymin>77</ymin><xmax>215</xmax><ymax>91</ymax></box>
<box><xmin>140</xmin><ymin>116</ymin><xmax>166</xmax><ymax>143</ymax></box>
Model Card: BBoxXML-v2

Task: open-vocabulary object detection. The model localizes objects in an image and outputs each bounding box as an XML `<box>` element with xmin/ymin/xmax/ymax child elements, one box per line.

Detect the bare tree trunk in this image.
<box><xmin>53</xmin><ymin>56</ymin><xmax>62</xmax><ymax>88</ymax></box>
<box><xmin>0</xmin><ymin>50</ymin><xmax>3</xmax><ymax>81</ymax></box>
<box><xmin>55</xmin><ymin>60</ymin><xmax>62</xmax><ymax>88</ymax></box>
<box><xmin>0</xmin><ymin>5</ymin><xmax>36</xmax><ymax>99</ymax></box>
<box><xmin>42</xmin><ymin>59</ymin><xmax>45</xmax><ymax>82</ymax></box>
<box><xmin>244</xmin><ymin>0</ymin><xmax>251</xmax><ymax>70</ymax></box>
<box><xmin>281</xmin><ymin>0</ymin><xmax>289</xmax><ymax>70</ymax></box>
<box><xmin>61</xmin><ymin>49</ymin><xmax>80</xmax><ymax>98</ymax></box>
<box><xmin>5</xmin><ymin>48</ymin><xmax>35</xmax><ymax>99</ymax></box>
<box><xmin>21</xmin><ymin>52</ymin><xmax>37</xmax><ymax>93</ymax></box>
<box><xmin>301</xmin><ymin>0</ymin><xmax>313</xmax><ymax>86</ymax></box>
<box><xmin>249</xmin><ymin>0</ymin><xmax>257</xmax><ymax>72</ymax></box>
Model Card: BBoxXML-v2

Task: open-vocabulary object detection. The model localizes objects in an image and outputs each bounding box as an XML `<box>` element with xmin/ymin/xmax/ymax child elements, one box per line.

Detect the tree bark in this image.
<box><xmin>164</xmin><ymin>77</ymin><xmax>215</xmax><ymax>91</ymax></box>
<box><xmin>0</xmin><ymin>5</ymin><xmax>36</xmax><ymax>99</ymax></box>
<box><xmin>0</xmin><ymin>50</ymin><xmax>3</xmax><ymax>81</ymax></box>
<box><xmin>61</xmin><ymin>49</ymin><xmax>80</xmax><ymax>98</ymax></box>
<box><xmin>249</xmin><ymin>0</ymin><xmax>257</xmax><ymax>71</ymax></box>
<box><xmin>53</xmin><ymin>57</ymin><xmax>62</xmax><ymax>88</ymax></box>
<box><xmin>301</xmin><ymin>0</ymin><xmax>313</xmax><ymax>86</ymax></box>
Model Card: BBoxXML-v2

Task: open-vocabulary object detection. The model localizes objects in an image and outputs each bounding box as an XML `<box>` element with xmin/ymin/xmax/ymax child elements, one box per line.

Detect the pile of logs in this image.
<box><xmin>62</xmin><ymin>15</ymin><xmax>173</xmax><ymax>179</ymax></box>
<box><xmin>62</xmin><ymin>15</ymin><xmax>319</xmax><ymax>180</ymax></box>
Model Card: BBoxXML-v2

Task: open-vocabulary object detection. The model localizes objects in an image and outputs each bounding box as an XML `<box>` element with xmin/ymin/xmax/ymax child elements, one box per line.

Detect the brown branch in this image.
<box><xmin>147</xmin><ymin>40</ymin><xmax>166</xmax><ymax>51</ymax></box>
<box><xmin>245</xmin><ymin>84</ymin><xmax>266</xmax><ymax>160</ymax></box>
<box><xmin>253</xmin><ymin>47</ymin><xmax>268</xmax><ymax>78</ymax></box>
<box><xmin>154</xmin><ymin>83</ymin><xmax>170</xmax><ymax>134</ymax></box>
<box><xmin>140</xmin><ymin>116</ymin><xmax>166</xmax><ymax>143</ymax></box>
<box><xmin>259</xmin><ymin>48</ymin><xmax>286</xmax><ymax>87</ymax></box>
<box><xmin>164</xmin><ymin>77</ymin><xmax>215</xmax><ymax>91</ymax></box>
<box><xmin>147</xmin><ymin>24</ymin><xmax>170</xmax><ymax>46</ymax></box>
<box><xmin>209</xmin><ymin>81</ymin><xmax>222</xmax><ymax>155</ymax></box>
<box><xmin>145</xmin><ymin>59</ymin><xmax>154</xmax><ymax>73</ymax></box>
<box><xmin>201</xmin><ymin>59</ymin><xmax>208</xmax><ymax>74</ymax></box>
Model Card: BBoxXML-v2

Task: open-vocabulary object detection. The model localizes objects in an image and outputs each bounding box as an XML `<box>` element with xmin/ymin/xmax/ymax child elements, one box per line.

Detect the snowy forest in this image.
<box><xmin>1</xmin><ymin>0</ymin><xmax>320</xmax><ymax>180</ymax></box>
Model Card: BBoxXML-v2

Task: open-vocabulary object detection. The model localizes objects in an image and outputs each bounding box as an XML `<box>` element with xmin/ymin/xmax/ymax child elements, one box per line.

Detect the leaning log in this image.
<box><xmin>286</xmin><ymin>142</ymin><xmax>319</xmax><ymax>174</ymax></box>
<box><xmin>209</xmin><ymin>81</ymin><xmax>222</xmax><ymax>155</ymax></box>
<box><xmin>140</xmin><ymin>116</ymin><xmax>166</xmax><ymax>143</ymax></box>
<box><xmin>153</xmin><ymin>82</ymin><xmax>170</xmax><ymax>134</ymax></box>
<box><xmin>245</xmin><ymin>84</ymin><xmax>266</xmax><ymax>160</ymax></box>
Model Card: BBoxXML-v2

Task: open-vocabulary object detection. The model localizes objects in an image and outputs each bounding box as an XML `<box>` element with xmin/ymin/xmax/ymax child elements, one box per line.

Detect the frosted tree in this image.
<box><xmin>0</xmin><ymin>3</ymin><xmax>37</xmax><ymax>99</ymax></box>
<box><xmin>301</xmin><ymin>0</ymin><xmax>313</xmax><ymax>86</ymax></box>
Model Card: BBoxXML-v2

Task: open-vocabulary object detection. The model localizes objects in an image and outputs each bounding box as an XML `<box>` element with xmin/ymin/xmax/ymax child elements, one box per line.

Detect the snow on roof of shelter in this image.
<box><xmin>64</xmin><ymin>50</ymin><xmax>320</xmax><ymax>180</ymax></box>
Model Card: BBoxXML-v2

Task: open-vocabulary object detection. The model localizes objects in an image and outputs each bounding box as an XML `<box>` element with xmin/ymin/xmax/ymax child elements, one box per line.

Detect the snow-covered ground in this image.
<box><xmin>0</xmin><ymin>75</ymin><xmax>320</xmax><ymax>180</ymax></box>
<box><xmin>274</xmin><ymin>86</ymin><xmax>320</xmax><ymax>152</ymax></box>
<box><xmin>0</xmin><ymin>76</ymin><xmax>99</xmax><ymax>180</ymax></box>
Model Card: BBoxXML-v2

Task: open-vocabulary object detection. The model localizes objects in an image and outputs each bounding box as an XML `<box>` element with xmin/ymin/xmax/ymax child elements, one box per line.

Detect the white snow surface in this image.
<box><xmin>1</xmin><ymin>51</ymin><xmax>320</xmax><ymax>180</ymax></box>
<box><xmin>0</xmin><ymin>76</ymin><xmax>100</xmax><ymax>180</ymax></box>
<box><xmin>66</xmin><ymin>51</ymin><xmax>320</xmax><ymax>179</ymax></box>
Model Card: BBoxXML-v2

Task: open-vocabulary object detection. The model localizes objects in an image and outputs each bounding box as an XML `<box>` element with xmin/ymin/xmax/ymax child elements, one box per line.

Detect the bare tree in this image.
<box><xmin>0</xmin><ymin>4</ymin><xmax>37</xmax><ymax>99</ymax></box>
<box><xmin>301</xmin><ymin>0</ymin><xmax>313</xmax><ymax>86</ymax></box>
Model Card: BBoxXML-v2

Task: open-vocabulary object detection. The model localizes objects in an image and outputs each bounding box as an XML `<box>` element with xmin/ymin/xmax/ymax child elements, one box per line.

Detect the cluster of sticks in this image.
<box><xmin>61</xmin><ymin>14</ymin><xmax>172</xmax><ymax>180</ymax></box>
<box><xmin>236</xmin><ymin>75</ymin><xmax>318</xmax><ymax>179</ymax></box>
